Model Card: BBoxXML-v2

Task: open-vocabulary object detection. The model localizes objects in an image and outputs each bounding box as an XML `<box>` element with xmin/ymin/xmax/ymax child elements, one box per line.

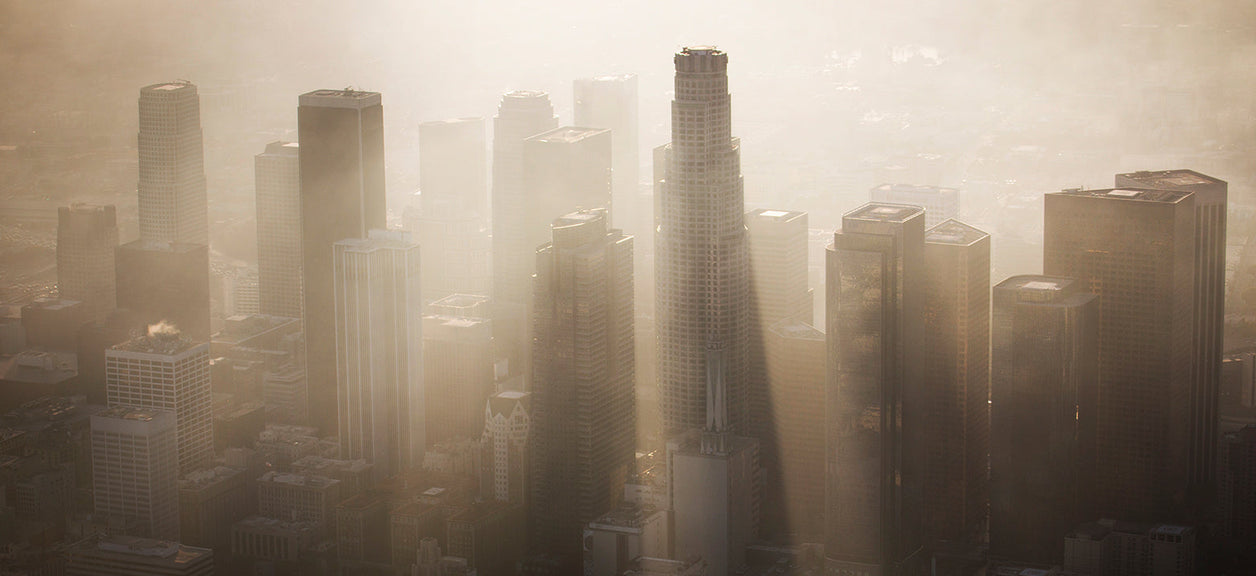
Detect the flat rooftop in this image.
<box><xmin>1049</xmin><ymin>187</ymin><xmax>1190</xmax><ymax>204</ymax></box>
<box><xmin>844</xmin><ymin>202</ymin><xmax>925</xmax><ymax>224</ymax></box>
<box><xmin>527</xmin><ymin>126</ymin><xmax>610</xmax><ymax>144</ymax></box>
<box><xmin>431</xmin><ymin>293</ymin><xmax>489</xmax><ymax>309</ymax></box>
<box><xmin>299</xmin><ymin>89</ymin><xmax>381</xmax><ymax>109</ymax></box>
<box><xmin>872</xmin><ymin>183</ymin><xmax>959</xmax><ymax>195</ymax></box>
<box><xmin>142</xmin><ymin>81</ymin><xmax>195</xmax><ymax>95</ymax></box>
<box><xmin>96</xmin><ymin>406</ymin><xmax>164</xmax><ymax>422</ymax></box>
<box><xmin>111</xmin><ymin>332</ymin><xmax>203</xmax><ymax>356</ymax></box>
<box><xmin>997</xmin><ymin>275</ymin><xmax>1074</xmax><ymax>293</ymax></box>
<box><xmin>82</xmin><ymin>534</ymin><xmax>211</xmax><ymax>565</ymax></box>
<box><xmin>925</xmin><ymin>219</ymin><xmax>988</xmax><ymax>246</ymax></box>
<box><xmin>1117</xmin><ymin>169</ymin><xmax>1223</xmax><ymax>188</ymax></box>
<box><xmin>748</xmin><ymin>208</ymin><xmax>806</xmax><ymax>223</ymax></box>
<box><xmin>261</xmin><ymin>141</ymin><xmax>299</xmax><ymax>156</ymax></box>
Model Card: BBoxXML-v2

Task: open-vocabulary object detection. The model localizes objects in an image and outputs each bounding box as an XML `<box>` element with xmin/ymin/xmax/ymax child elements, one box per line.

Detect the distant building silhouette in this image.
<box><xmin>333</xmin><ymin>230</ymin><xmax>423</xmax><ymax>480</ymax></box>
<box><xmin>255</xmin><ymin>141</ymin><xmax>303</xmax><ymax>318</ymax></box>
<box><xmin>416</xmin><ymin>118</ymin><xmax>491</xmax><ymax>304</ymax></box>
<box><xmin>990</xmin><ymin>275</ymin><xmax>1098</xmax><ymax>563</ymax></box>
<box><xmin>825</xmin><ymin>203</ymin><xmax>926</xmax><ymax>575</ymax></box>
<box><xmin>491</xmin><ymin>90</ymin><xmax>558</xmax><ymax>383</ymax></box>
<box><xmin>1044</xmin><ymin>187</ymin><xmax>1195</xmax><ymax>521</ymax></box>
<box><xmin>298</xmin><ymin>88</ymin><xmax>386</xmax><ymax>436</ymax></box>
<box><xmin>114</xmin><ymin>240</ymin><xmax>211</xmax><ymax>342</ymax></box>
<box><xmin>869</xmin><ymin>183</ymin><xmax>959</xmax><ymax>229</ymax></box>
<box><xmin>57</xmin><ymin>204</ymin><xmax>118</xmax><ymax>323</ymax></box>
<box><xmin>574</xmin><ymin>74</ymin><xmax>640</xmax><ymax>231</ymax></box>
<box><xmin>529</xmin><ymin>210</ymin><xmax>635</xmax><ymax>563</ymax></box>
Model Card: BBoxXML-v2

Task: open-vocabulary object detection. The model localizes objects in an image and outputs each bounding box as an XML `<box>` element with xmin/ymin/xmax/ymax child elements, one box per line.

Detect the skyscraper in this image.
<box><xmin>333</xmin><ymin>229</ymin><xmax>423</xmax><ymax>480</ymax></box>
<box><xmin>114</xmin><ymin>240</ymin><xmax>211</xmax><ymax>341</ymax></box>
<box><xmin>137</xmin><ymin>81</ymin><xmax>208</xmax><ymax>246</ymax></box>
<box><xmin>57</xmin><ymin>204</ymin><xmax>118</xmax><ymax>323</ymax></box>
<box><xmin>91</xmin><ymin>407</ymin><xmax>180</xmax><ymax>540</ymax></box>
<box><xmin>491</xmin><ymin>90</ymin><xmax>558</xmax><ymax>381</ymax></box>
<box><xmin>1114</xmin><ymin>169</ymin><xmax>1226</xmax><ymax>512</ymax></box>
<box><xmin>416</xmin><ymin>118</ymin><xmax>491</xmax><ymax>304</ymax></box>
<box><xmin>106</xmin><ymin>331</ymin><xmax>213</xmax><ymax>474</ymax></box>
<box><xmin>523</xmin><ymin>126</ymin><xmax>613</xmax><ymax>249</ymax></box>
<box><xmin>529</xmin><ymin>210</ymin><xmax>634</xmax><ymax>562</ymax></box>
<box><xmin>745</xmin><ymin>208</ymin><xmax>811</xmax><ymax>538</ymax></box>
<box><xmin>255</xmin><ymin>141</ymin><xmax>303</xmax><ymax>319</ymax></box>
<box><xmin>990</xmin><ymin>275</ymin><xmax>1098</xmax><ymax>564</ymax></box>
<box><xmin>574</xmin><ymin>74</ymin><xmax>640</xmax><ymax>231</ymax></box>
<box><xmin>921</xmin><ymin>219</ymin><xmax>990</xmax><ymax>545</ymax></box>
<box><xmin>423</xmin><ymin>313</ymin><xmax>494</xmax><ymax>444</ymax></box>
<box><xmin>826</xmin><ymin>203</ymin><xmax>926</xmax><ymax>575</ymax></box>
<box><xmin>1044</xmin><ymin>187</ymin><xmax>1195</xmax><ymax>521</ymax></box>
<box><xmin>420</xmin><ymin>117</ymin><xmax>488</xmax><ymax>220</ymax></box>
<box><xmin>764</xmin><ymin>318</ymin><xmax>825</xmax><ymax>541</ymax></box>
<box><xmin>656</xmin><ymin>46</ymin><xmax>751</xmax><ymax>439</ymax></box>
<box><xmin>298</xmin><ymin>88</ymin><xmax>387</xmax><ymax>436</ymax></box>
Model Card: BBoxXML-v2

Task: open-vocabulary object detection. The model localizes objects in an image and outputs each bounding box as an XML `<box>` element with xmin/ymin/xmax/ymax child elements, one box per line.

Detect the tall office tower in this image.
<box><xmin>57</xmin><ymin>204</ymin><xmax>118</xmax><ymax>323</ymax></box>
<box><xmin>420</xmin><ymin>118</ymin><xmax>488</xmax><ymax>219</ymax></box>
<box><xmin>298</xmin><ymin>89</ymin><xmax>386</xmax><ymax>436</ymax></box>
<box><xmin>255</xmin><ymin>141</ymin><xmax>303</xmax><ymax>318</ymax></box>
<box><xmin>574</xmin><ymin>74</ymin><xmax>640</xmax><ymax>229</ymax></box>
<box><xmin>523</xmin><ymin>127</ymin><xmax>613</xmax><ymax>248</ymax></box>
<box><xmin>482</xmin><ymin>390</ymin><xmax>531</xmax><ymax>503</ymax></box>
<box><xmin>826</xmin><ymin>203</ymin><xmax>926</xmax><ymax>575</ymax></box>
<box><xmin>869</xmin><ymin>184</ymin><xmax>960</xmax><ymax>229</ymax></box>
<box><xmin>529</xmin><ymin>210</ymin><xmax>635</xmax><ymax>562</ymax></box>
<box><xmin>107</xmin><ymin>331</ymin><xmax>213</xmax><ymax>474</ymax></box>
<box><xmin>491</xmin><ymin>90</ymin><xmax>558</xmax><ymax>380</ymax></box>
<box><xmin>921</xmin><ymin>220</ymin><xmax>990</xmax><ymax>545</ymax></box>
<box><xmin>137</xmin><ymin>81</ymin><xmax>208</xmax><ymax>246</ymax></box>
<box><xmin>764</xmin><ymin>319</ymin><xmax>825</xmax><ymax>541</ymax></box>
<box><xmin>417</xmin><ymin>118</ymin><xmax>491</xmax><ymax>305</ymax></box>
<box><xmin>989</xmin><ymin>275</ymin><xmax>1099</xmax><ymax>564</ymax></box>
<box><xmin>423</xmin><ymin>313</ymin><xmax>494</xmax><ymax>443</ymax></box>
<box><xmin>656</xmin><ymin>46</ymin><xmax>751</xmax><ymax>439</ymax></box>
<box><xmin>91</xmin><ymin>407</ymin><xmax>180</xmax><ymax>539</ymax></box>
<box><xmin>114</xmin><ymin>240</ymin><xmax>211</xmax><ymax>341</ymax></box>
<box><xmin>1114</xmin><ymin>169</ymin><xmax>1226</xmax><ymax>512</ymax></box>
<box><xmin>332</xmin><ymin>229</ymin><xmax>423</xmax><ymax>480</ymax></box>
<box><xmin>1044</xmin><ymin>188</ymin><xmax>1195</xmax><ymax>521</ymax></box>
<box><xmin>745</xmin><ymin>208</ymin><xmax>811</xmax><ymax>538</ymax></box>
<box><xmin>667</xmin><ymin>344</ymin><xmax>761</xmax><ymax>576</ymax></box>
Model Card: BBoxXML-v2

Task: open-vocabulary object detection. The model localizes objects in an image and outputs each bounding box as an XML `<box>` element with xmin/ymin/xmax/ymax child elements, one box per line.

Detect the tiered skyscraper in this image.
<box><xmin>529</xmin><ymin>210</ymin><xmax>634</xmax><ymax>563</ymax></box>
<box><xmin>574</xmin><ymin>74</ymin><xmax>640</xmax><ymax>230</ymax></box>
<box><xmin>990</xmin><ymin>275</ymin><xmax>1098</xmax><ymax>563</ymax></box>
<box><xmin>921</xmin><ymin>219</ymin><xmax>990</xmax><ymax>545</ymax></box>
<box><xmin>826</xmin><ymin>203</ymin><xmax>926</xmax><ymax>575</ymax></box>
<box><xmin>333</xmin><ymin>229</ymin><xmax>423</xmax><ymax>480</ymax></box>
<box><xmin>656</xmin><ymin>46</ymin><xmax>751</xmax><ymax>438</ymax></box>
<box><xmin>57</xmin><ymin>204</ymin><xmax>118</xmax><ymax>323</ymax></box>
<box><xmin>492</xmin><ymin>90</ymin><xmax>558</xmax><ymax>380</ymax></box>
<box><xmin>106</xmin><ymin>331</ymin><xmax>213</xmax><ymax>474</ymax></box>
<box><xmin>1114</xmin><ymin>169</ymin><xmax>1226</xmax><ymax>513</ymax></box>
<box><xmin>255</xmin><ymin>141</ymin><xmax>303</xmax><ymax>318</ymax></box>
<box><xmin>1044</xmin><ymin>187</ymin><xmax>1195</xmax><ymax>521</ymax></box>
<box><xmin>298</xmin><ymin>89</ymin><xmax>386</xmax><ymax>436</ymax></box>
<box><xmin>137</xmin><ymin>81</ymin><xmax>207</xmax><ymax>246</ymax></box>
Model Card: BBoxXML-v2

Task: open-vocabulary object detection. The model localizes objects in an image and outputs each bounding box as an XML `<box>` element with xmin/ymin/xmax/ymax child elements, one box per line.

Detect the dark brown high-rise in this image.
<box><xmin>298</xmin><ymin>89</ymin><xmax>386</xmax><ymax>436</ymax></box>
<box><xmin>1114</xmin><ymin>169</ymin><xmax>1226</xmax><ymax>514</ymax></box>
<box><xmin>1044</xmin><ymin>187</ymin><xmax>1195</xmax><ymax>521</ymax></box>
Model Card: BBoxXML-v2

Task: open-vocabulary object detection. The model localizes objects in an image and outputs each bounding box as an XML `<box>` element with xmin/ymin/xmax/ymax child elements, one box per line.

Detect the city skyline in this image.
<box><xmin>0</xmin><ymin>5</ymin><xmax>1253</xmax><ymax>573</ymax></box>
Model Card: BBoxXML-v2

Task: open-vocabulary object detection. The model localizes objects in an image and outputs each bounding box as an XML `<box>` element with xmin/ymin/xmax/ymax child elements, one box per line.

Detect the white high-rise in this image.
<box><xmin>91</xmin><ymin>407</ymin><xmax>180</xmax><ymax>540</ymax></box>
<box><xmin>333</xmin><ymin>229</ymin><xmax>424</xmax><ymax>479</ymax></box>
<box><xmin>138</xmin><ymin>81</ymin><xmax>208</xmax><ymax>246</ymax></box>
<box><xmin>106</xmin><ymin>332</ymin><xmax>213</xmax><ymax>475</ymax></box>
<box><xmin>656</xmin><ymin>47</ymin><xmax>751</xmax><ymax>438</ymax></box>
